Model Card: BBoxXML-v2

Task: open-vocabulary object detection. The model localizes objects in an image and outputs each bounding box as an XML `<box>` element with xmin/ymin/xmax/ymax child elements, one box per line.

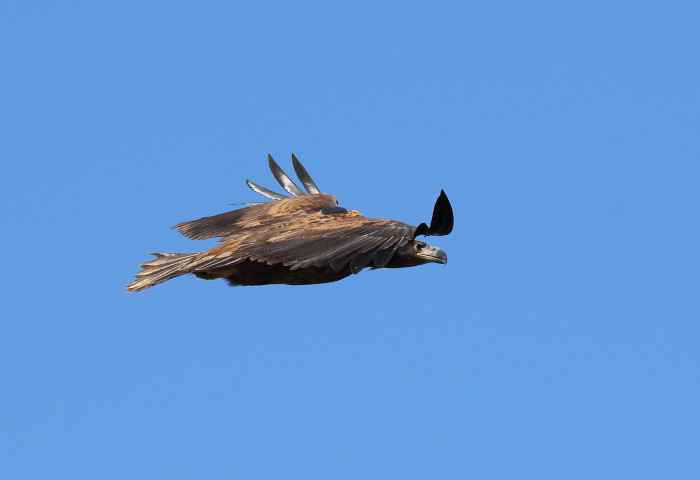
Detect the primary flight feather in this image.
<box><xmin>126</xmin><ymin>154</ymin><xmax>453</xmax><ymax>292</ymax></box>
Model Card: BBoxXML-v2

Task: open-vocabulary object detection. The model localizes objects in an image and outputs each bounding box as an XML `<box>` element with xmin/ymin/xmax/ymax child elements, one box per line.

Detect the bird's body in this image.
<box><xmin>127</xmin><ymin>155</ymin><xmax>452</xmax><ymax>292</ymax></box>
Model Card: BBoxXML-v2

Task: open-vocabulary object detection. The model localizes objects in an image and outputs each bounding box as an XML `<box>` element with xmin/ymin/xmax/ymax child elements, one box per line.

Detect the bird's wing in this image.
<box><xmin>174</xmin><ymin>154</ymin><xmax>336</xmax><ymax>241</ymax></box>
<box><xmin>190</xmin><ymin>212</ymin><xmax>417</xmax><ymax>274</ymax></box>
<box><xmin>173</xmin><ymin>193</ymin><xmax>339</xmax><ymax>240</ymax></box>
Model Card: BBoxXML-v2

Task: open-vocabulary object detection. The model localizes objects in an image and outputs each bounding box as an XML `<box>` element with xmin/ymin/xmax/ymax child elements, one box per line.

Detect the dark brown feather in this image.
<box><xmin>186</xmin><ymin>213</ymin><xmax>416</xmax><ymax>277</ymax></box>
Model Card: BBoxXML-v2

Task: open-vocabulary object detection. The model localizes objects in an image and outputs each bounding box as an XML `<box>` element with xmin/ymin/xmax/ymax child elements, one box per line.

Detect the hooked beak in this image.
<box><xmin>434</xmin><ymin>248</ymin><xmax>448</xmax><ymax>265</ymax></box>
<box><xmin>422</xmin><ymin>246</ymin><xmax>448</xmax><ymax>265</ymax></box>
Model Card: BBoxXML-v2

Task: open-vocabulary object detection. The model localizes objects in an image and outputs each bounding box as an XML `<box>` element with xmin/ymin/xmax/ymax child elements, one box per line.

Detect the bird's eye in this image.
<box><xmin>415</xmin><ymin>243</ymin><xmax>423</xmax><ymax>251</ymax></box>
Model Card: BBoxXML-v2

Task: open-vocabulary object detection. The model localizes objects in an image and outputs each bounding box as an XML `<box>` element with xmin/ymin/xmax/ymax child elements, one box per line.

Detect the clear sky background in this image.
<box><xmin>2</xmin><ymin>1</ymin><xmax>699</xmax><ymax>479</ymax></box>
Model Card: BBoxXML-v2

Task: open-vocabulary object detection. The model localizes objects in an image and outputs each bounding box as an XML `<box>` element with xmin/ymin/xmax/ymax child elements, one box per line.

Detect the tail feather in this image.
<box><xmin>126</xmin><ymin>252</ymin><xmax>199</xmax><ymax>292</ymax></box>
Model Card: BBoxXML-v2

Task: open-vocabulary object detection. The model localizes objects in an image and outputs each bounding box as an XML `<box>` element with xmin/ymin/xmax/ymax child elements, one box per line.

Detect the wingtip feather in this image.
<box><xmin>268</xmin><ymin>154</ymin><xmax>305</xmax><ymax>196</ymax></box>
<box><xmin>291</xmin><ymin>154</ymin><xmax>321</xmax><ymax>194</ymax></box>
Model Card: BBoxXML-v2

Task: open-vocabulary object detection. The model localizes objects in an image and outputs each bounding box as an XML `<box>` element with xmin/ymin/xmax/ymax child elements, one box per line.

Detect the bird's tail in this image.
<box><xmin>126</xmin><ymin>252</ymin><xmax>199</xmax><ymax>292</ymax></box>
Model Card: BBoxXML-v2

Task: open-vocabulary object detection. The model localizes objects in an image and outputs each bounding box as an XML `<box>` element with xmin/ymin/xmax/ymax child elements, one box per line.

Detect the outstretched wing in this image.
<box><xmin>189</xmin><ymin>212</ymin><xmax>417</xmax><ymax>275</ymax></box>
<box><xmin>173</xmin><ymin>193</ymin><xmax>338</xmax><ymax>240</ymax></box>
<box><xmin>174</xmin><ymin>153</ymin><xmax>339</xmax><ymax>240</ymax></box>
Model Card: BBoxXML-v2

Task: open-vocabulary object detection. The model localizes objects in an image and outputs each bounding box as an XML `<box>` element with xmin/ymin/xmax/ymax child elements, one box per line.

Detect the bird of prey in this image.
<box><xmin>126</xmin><ymin>154</ymin><xmax>453</xmax><ymax>292</ymax></box>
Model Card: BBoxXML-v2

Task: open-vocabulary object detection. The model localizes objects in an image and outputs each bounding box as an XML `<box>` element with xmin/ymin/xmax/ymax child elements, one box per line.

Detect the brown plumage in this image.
<box><xmin>126</xmin><ymin>154</ymin><xmax>453</xmax><ymax>292</ymax></box>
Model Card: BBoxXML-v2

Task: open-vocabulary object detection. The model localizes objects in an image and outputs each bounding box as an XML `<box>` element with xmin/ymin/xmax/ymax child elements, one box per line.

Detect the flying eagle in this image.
<box><xmin>127</xmin><ymin>154</ymin><xmax>453</xmax><ymax>292</ymax></box>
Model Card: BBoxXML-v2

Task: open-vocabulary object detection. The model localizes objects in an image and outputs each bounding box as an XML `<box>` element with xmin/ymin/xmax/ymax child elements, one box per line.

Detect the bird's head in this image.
<box><xmin>412</xmin><ymin>240</ymin><xmax>448</xmax><ymax>265</ymax></box>
<box><xmin>385</xmin><ymin>240</ymin><xmax>448</xmax><ymax>268</ymax></box>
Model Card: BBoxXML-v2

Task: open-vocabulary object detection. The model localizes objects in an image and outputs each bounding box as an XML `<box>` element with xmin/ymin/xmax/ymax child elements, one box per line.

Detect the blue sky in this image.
<box><xmin>2</xmin><ymin>1</ymin><xmax>699</xmax><ymax>478</ymax></box>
